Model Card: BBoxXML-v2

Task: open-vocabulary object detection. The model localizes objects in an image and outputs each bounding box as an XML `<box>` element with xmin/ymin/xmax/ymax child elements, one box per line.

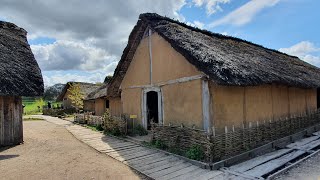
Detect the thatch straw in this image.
<box><xmin>0</xmin><ymin>21</ymin><xmax>43</xmax><ymax>96</ymax></box>
<box><xmin>107</xmin><ymin>13</ymin><xmax>320</xmax><ymax>97</ymax></box>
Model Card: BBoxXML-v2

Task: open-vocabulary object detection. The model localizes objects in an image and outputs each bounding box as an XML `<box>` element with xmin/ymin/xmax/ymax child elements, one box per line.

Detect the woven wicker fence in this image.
<box><xmin>74</xmin><ymin>113</ymin><xmax>104</xmax><ymax>126</ymax></box>
<box><xmin>152</xmin><ymin>109</ymin><xmax>320</xmax><ymax>163</ymax></box>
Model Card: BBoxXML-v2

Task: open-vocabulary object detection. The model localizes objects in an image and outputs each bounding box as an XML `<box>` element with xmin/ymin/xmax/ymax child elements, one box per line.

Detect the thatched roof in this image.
<box><xmin>85</xmin><ymin>83</ymin><xmax>108</xmax><ymax>100</ymax></box>
<box><xmin>107</xmin><ymin>13</ymin><xmax>320</xmax><ymax>97</ymax></box>
<box><xmin>0</xmin><ymin>21</ymin><xmax>44</xmax><ymax>96</ymax></box>
<box><xmin>56</xmin><ymin>82</ymin><xmax>102</xmax><ymax>101</ymax></box>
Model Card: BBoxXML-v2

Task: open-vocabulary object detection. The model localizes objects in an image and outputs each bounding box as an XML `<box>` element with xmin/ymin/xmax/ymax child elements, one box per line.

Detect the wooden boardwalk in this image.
<box><xmin>36</xmin><ymin>115</ymin><xmax>320</xmax><ymax>179</ymax></box>
<box><xmin>36</xmin><ymin>115</ymin><xmax>225</xmax><ymax>180</ymax></box>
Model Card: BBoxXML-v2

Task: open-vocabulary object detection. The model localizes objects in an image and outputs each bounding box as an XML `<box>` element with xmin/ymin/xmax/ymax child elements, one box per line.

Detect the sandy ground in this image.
<box><xmin>0</xmin><ymin>120</ymin><xmax>144</xmax><ymax>180</ymax></box>
<box><xmin>275</xmin><ymin>152</ymin><xmax>320</xmax><ymax>180</ymax></box>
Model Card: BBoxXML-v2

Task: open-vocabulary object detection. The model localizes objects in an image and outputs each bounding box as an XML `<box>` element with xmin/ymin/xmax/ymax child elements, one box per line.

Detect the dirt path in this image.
<box><xmin>0</xmin><ymin>120</ymin><xmax>143</xmax><ymax>180</ymax></box>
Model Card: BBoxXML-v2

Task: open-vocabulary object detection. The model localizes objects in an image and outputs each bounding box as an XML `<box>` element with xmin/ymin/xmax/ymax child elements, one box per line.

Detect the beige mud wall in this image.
<box><xmin>210</xmin><ymin>84</ymin><xmax>245</xmax><ymax>128</ymax></box>
<box><xmin>162</xmin><ymin>79</ymin><xmax>203</xmax><ymax>128</ymax></box>
<box><xmin>95</xmin><ymin>98</ymin><xmax>106</xmax><ymax>116</ymax></box>
<box><xmin>120</xmin><ymin>32</ymin><xmax>203</xmax><ymax>127</ymax></box>
<box><xmin>211</xmin><ymin>83</ymin><xmax>317</xmax><ymax>129</ymax></box>
<box><xmin>0</xmin><ymin>96</ymin><xmax>23</xmax><ymax>146</ymax></box>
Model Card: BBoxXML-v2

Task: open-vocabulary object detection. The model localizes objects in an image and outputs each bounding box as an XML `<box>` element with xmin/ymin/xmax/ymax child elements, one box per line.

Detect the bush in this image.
<box><xmin>186</xmin><ymin>145</ymin><xmax>204</xmax><ymax>161</ymax></box>
<box><xmin>103</xmin><ymin>110</ymin><xmax>126</xmax><ymax>136</ymax></box>
<box><xmin>96</xmin><ymin>124</ymin><xmax>104</xmax><ymax>131</ymax></box>
<box><xmin>132</xmin><ymin>124</ymin><xmax>148</xmax><ymax>136</ymax></box>
<box><xmin>150</xmin><ymin>140</ymin><xmax>167</xmax><ymax>150</ymax></box>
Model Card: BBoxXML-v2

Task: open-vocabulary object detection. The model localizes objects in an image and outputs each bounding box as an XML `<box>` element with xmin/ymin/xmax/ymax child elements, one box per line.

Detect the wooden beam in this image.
<box><xmin>123</xmin><ymin>74</ymin><xmax>205</xmax><ymax>90</ymax></box>
<box><xmin>202</xmin><ymin>80</ymin><xmax>211</xmax><ymax>131</ymax></box>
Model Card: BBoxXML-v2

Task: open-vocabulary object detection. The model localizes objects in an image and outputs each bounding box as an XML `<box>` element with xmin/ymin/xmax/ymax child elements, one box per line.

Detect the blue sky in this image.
<box><xmin>1</xmin><ymin>0</ymin><xmax>320</xmax><ymax>86</ymax></box>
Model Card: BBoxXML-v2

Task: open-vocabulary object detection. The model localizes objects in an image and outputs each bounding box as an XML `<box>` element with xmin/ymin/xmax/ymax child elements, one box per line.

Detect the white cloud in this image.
<box><xmin>43</xmin><ymin>72</ymin><xmax>105</xmax><ymax>87</ymax></box>
<box><xmin>31</xmin><ymin>40</ymin><xmax>117</xmax><ymax>71</ymax></box>
<box><xmin>187</xmin><ymin>20</ymin><xmax>205</xmax><ymax>29</ymax></box>
<box><xmin>210</xmin><ymin>0</ymin><xmax>281</xmax><ymax>27</ymax></box>
<box><xmin>279</xmin><ymin>41</ymin><xmax>320</xmax><ymax>67</ymax></box>
<box><xmin>192</xmin><ymin>0</ymin><xmax>230</xmax><ymax>15</ymax></box>
<box><xmin>279</xmin><ymin>41</ymin><xmax>319</xmax><ymax>57</ymax></box>
<box><xmin>0</xmin><ymin>0</ymin><xmax>187</xmax><ymax>86</ymax></box>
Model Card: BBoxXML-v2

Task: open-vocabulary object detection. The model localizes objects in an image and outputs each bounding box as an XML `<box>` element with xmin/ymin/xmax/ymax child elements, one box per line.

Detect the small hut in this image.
<box><xmin>85</xmin><ymin>83</ymin><xmax>109</xmax><ymax>116</ymax></box>
<box><xmin>0</xmin><ymin>21</ymin><xmax>44</xmax><ymax>146</ymax></box>
<box><xmin>56</xmin><ymin>82</ymin><xmax>101</xmax><ymax>110</ymax></box>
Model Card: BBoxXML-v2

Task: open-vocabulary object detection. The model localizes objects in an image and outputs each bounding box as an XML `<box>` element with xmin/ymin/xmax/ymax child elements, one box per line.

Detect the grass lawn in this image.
<box><xmin>23</xmin><ymin>117</ymin><xmax>44</xmax><ymax>121</ymax></box>
<box><xmin>22</xmin><ymin>97</ymin><xmax>61</xmax><ymax>115</ymax></box>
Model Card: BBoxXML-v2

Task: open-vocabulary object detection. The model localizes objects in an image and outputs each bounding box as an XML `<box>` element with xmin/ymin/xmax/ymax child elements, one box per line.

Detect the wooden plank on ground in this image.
<box><xmin>312</xmin><ymin>131</ymin><xmax>320</xmax><ymax>136</ymax></box>
<box><xmin>121</xmin><ymin>150</ymin><xmax>157</xmax><ymax>161</ymax></box>
<box><xmin>85</xmin><ymin>141</ymin><xmax>138</xmax><ymax>151</ymax></box>
<box><xmin>123</xmin><ymin>152</ymin><xmax>165</xmax><ymax>164</ymax></box>
<box><xmin>298</xmin><ymin>138</ymin><xmax>320</xmax><ymax>151</ymax></box>
<box><xmin>287</xmin><ymin>136</ymin><xmax>320</xmax><ymax>148</ymax></box>
<box><xmin>133</xmin><ymin>155</ymin><xmax>174</xmax><ymax>168</ymax></box>
<box><xmin>229</xmin><ymin>148</ymin><xmax>293</xmax><ymax>172</ymax></box>
<box><xmin>157</xmin><ymin>165</ymin><xmax>200</xmax><ymax>180</ymax></box>
<box><xmin>174</xmin><ymin>168</ymin><xmax>208</xmax><ymax>180</ymax></box>
<box><xmin>149</xmin><ymin>163</ymin><xmax>192</xmax><ymax>179</ymax></box>
<box><xmin>243</xmin><ymin>150</ymin><xmax>306</xmax><ymax>177</ymax></box>
<box><xmin>195</xmin><ymin>171</ymin><xmax>225</xmax><ymax>180</ymax></box>
<box><xmin>101</xmin><ymin>145</ymin><xmax>141</xmax><ymax>153</ymax></box>
<box><xmin>106</xmin><ymin>147</ymin><xmax>148</xmax><ymax>156</ymax></box>
<box><xmin>143</xmin><ymin>160</ymin><xmax>185</xmax><ymax>175</ymax></box>
<box><xmin>136</xmin><ymin>157</ymin><xmax>179</xmax><ymax>171</ymax></box>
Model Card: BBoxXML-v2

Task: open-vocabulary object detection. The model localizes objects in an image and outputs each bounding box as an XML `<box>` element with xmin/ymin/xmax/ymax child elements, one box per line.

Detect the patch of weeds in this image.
<box><xmin>85</xmin><ymin>124</ymin><xmax>104</xmax><ymax>132</ymax></box>
<box><xmin>186</xmin><ymin>145</ymin><xmax>204</xmax><ymax>161</ymax></box>
<box><xmin>96</xmin><ymin>124</ymin><xmax>104</xmax><ymax>131</ymax></box>
<box><xmin>23</xmin><ymin>117</ymin><xmax>44</xmax><ymax>121</ymax></box>
<box><xmin>150</xmin><ymin>139</ymin><xmax>168</xmax><ymax>150</ymax></box>
<box><xmin>132</xmin><ymin>124</ymin><xmax>148</xmax><ymax>136</ymax></box>
<box><xmin>168</xmin><ymin>146</ymin><xmax>184</xmax><ymax>156</ymax></box>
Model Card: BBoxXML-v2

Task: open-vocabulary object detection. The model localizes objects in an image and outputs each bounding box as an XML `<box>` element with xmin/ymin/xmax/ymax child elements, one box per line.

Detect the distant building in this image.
<box><xmin>56</xmin><ymin>82</ymin><xmax>101</xmax><ymax>110</ymax></box>
<box><xmin>0</xmin><ymin>21</ymin><xmax>44</xmax><ymax>146</ymax></box>
<box><xmin>106</xmin><ymin>13</ymin><xmax>320</xmax><ymax>130</ymax></box>
<box><xmin>84</xmin><ymin>83</ymin><xmax>109</xmax><ymax>116</ymax></box>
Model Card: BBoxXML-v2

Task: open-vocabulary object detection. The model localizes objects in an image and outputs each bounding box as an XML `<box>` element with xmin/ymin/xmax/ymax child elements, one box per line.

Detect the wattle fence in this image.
<box><xmin>152</xmin><ymin>109</ymin><xmax>320</xmax><ymax>163</ymax></box>
<box><xmin>74</xmin><ymin>113</ymin><xmax>104</xmax><ymax>126</ymax></box>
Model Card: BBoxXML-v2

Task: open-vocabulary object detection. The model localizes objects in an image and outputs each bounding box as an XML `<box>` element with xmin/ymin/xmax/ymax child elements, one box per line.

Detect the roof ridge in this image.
<box><xmin>139</xmin><ymin>13</ymin><xmax>298</xmax><ymax>59</ymax></box>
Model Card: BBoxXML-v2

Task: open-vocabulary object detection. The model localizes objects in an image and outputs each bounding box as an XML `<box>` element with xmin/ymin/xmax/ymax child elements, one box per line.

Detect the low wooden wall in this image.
<box><xmin>0</xmin><ymin>96</ymin><xmax>23</xmax><ymax>147</ymax></box>
<box><xmin>152</xmin><ymin>109</ymin><xmax>320</xmax><ymax>163</ymax></box>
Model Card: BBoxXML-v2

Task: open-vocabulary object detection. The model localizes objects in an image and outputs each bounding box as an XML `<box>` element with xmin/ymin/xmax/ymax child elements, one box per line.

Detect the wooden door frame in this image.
<box><xmin>141</xmin><ymin>87</ymin><xmax>163</xmax><ymax>129</ymax></box>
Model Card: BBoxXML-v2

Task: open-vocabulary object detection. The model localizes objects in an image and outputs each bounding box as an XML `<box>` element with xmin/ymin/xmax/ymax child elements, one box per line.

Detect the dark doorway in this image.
<box><xmin>317</xmin><ymin>88</ymin><xmax>320</xmax><ymax>109</ymax></box>
<box><xmin>147</xmin><ymin>91</ymin><xmax>159</xmax><ymax>129</ymax></box>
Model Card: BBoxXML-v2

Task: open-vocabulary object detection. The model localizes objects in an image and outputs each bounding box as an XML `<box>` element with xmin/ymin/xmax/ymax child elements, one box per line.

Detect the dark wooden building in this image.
<box><xmin>0</xmin><ymin>21</ymin><xmax>44</xmax><ymax>146</ymax></box>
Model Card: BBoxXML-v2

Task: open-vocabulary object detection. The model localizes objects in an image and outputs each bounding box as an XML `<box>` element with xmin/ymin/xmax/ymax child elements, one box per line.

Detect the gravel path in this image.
<box><xmin>275</xmin><ymin>152</ymin><xmax>320</xmax><ymax>180</ymax></box>
<box><xmin>0</xmin><ymin>120</ymin><xmax>143</xmax><ymax>180</ymax></box>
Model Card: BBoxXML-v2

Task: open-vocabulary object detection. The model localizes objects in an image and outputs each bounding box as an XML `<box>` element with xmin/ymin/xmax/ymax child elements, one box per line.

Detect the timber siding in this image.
<box><xmin>0</xmin><ymin>96</ymin><xmax>23</xmax><ymax>146</ymax></box>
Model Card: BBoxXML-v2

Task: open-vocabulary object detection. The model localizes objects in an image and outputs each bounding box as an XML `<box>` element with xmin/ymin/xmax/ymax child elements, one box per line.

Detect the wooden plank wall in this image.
<box><xmin>0</xmin><ymin>96</ymin><xmax>23</xmax><ymax>146</ymax></box>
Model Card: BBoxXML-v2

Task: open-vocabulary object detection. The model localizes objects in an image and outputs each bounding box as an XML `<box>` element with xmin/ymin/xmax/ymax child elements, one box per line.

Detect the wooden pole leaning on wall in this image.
<box><xmin>212</xmin><ymin>126</ymin><xmax>216</xmax><ymax>137</ymax></box>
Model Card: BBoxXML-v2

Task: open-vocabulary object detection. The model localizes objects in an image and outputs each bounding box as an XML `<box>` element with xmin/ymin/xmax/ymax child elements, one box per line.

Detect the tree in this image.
<box><xmin>67</xmin><ymin>83</ymin><xmax>84</xmax><ymax>111</ymax></box>
<box><xmin>35</xmin><ymin>98</ymin><xmax>45</xmax><ymax>112</ymax></box>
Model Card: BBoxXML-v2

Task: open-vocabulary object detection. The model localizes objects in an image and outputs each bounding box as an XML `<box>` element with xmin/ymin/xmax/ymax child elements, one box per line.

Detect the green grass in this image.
<box><xmin>22</xmin><ymin>98</ymin><xmax>61</xmax><ymax>115</ymax></box>
<box><xmin>23</xmin><ymin>117</ymin><xmax>44</xmax><ymax>121</ymax></box>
